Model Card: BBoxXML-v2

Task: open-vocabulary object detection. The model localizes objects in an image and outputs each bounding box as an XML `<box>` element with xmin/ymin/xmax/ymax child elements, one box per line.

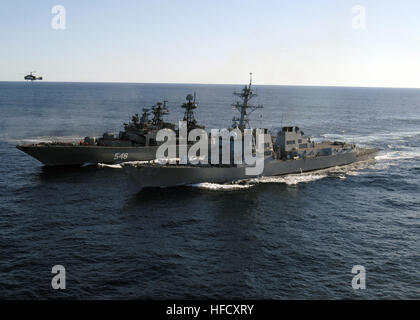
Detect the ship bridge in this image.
<box><xmin>276</xmin><ymin>126</ymin><xmax>311</xmax><ymax>153</ymax></box>
<box><xmin>274</xmin><ymin>126</ymin><xmax>355</xmax><ymax>160</ymax></box>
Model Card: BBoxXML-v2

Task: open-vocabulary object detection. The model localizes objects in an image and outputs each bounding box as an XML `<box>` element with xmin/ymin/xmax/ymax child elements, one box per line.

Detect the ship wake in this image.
<box><xmin>187</xmin><ymin>159</ymin><xmax>377</xmax><ymax>191</ymax></box>
<box><xmin>8</xmin><ymin>135</ymin><xmax>85</xmax><ymax>144</ymax></box>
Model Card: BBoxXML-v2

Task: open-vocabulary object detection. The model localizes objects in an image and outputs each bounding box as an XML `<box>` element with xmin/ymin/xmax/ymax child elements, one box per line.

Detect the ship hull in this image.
<box><xmin>16</xmin><ymin>145</ymin><xmax>159</xmax><ymax>166</ymax></box>
<box><xmin>127</xmin><ymin>149</ymin><xmax>378</xmax><ymax>188</ymax></box>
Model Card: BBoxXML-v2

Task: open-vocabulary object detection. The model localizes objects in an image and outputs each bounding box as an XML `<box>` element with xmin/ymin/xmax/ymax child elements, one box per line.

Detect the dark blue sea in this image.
<box><xmin>0</xmin><ymin>82</ymin><xmax>419</xmax><ymax>299</ymax></box>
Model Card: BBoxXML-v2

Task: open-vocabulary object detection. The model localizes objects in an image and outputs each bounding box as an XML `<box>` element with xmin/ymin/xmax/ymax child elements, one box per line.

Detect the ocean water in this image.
<box><xmin>0</xmin><ymin>82</ymin><xmax>419</xmax><ymax>299</ymax></box>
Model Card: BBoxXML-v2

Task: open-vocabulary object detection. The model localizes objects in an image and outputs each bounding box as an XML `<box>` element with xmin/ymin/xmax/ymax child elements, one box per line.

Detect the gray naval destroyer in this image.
<box><xmin>125</xmin><ymin>76</ymin><xmax>378</xmax><ymax>188</ymax></box>
<box><xmin>16</xmin><ymin>97</ymin><xmax>202</xmax><ymax>166</ymax></box>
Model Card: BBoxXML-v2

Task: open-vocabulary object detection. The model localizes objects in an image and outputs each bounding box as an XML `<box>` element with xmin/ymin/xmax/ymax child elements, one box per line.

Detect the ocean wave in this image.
<box><xmin>81</xmin><ymin>163</ymin><xmax>96</xmax><ymax>167</ymax></box>
<box><xmin>98</xmin><ymin>159</ymin><xmax>180</xmax><ymax>169</ymax></box>
<box><xmin>321</xmin><ymin>130</ymin><xmax>420</xmax><ymax>145</ymax></box>
<box><xmin>188</xmin><ymin>183</ymin><xmax>252</xmax><ymax>190</ymax></box>
<box><xmin>7</xmin><ymin>136</ymin><xmax>85</xmax><ymax>144</ymax></box>
<box><xmin>375</xmin><ymin>150</ymin><xmax>420</xmax><ymax>161</ymax></box>
<box><xmin>97</xmin><ymin>159</ymin><xmax>163</xmax><ymax>169</ymax></box>
<box><xmin>187</xmin><ymin>160</ymin><xmax>378</xmax><ymax>190</ymax></box>
<box><xmin>98</xmin><ymin>163</ymin><xmax>123</xmax><ymax>169</ymax></box>
<box><xmin>186</xmin><ymin>174</ymin><xmax>327</xmax><ymax>190</ymax></box>
<box><xmin>246</xmin><ymin>173</ymin><xmax>328</xmax><ymax>186</ymax></box>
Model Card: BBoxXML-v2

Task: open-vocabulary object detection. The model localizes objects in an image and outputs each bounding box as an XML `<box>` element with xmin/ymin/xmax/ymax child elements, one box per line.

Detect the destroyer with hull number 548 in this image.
<box><xmin>16</xmin><ymin>98</ymin><xmax>201</xmax><ymax>166</ymax></box>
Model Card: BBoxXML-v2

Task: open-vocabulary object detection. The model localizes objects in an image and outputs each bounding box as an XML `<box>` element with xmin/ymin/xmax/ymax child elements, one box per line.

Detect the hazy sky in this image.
<box><xmin>1</xmin><ymin>0</ymin><xmax>420</xmax><ymax>87</ymax></box>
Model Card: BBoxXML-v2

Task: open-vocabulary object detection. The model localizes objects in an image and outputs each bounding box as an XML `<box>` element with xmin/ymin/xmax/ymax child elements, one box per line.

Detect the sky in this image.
<box><xmin>1</xmin><ymin>0</ymin><xmax>420</xmax><ymax>87</ymax></box>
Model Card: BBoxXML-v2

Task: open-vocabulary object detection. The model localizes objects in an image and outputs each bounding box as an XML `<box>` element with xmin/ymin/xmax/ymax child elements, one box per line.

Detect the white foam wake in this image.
<box><xmin>188</xmin><ymin>172</ymin><xmax>332</xmax><ymax>191</ymax></box>
<box><xmin>321</xmin><ymin>130</ymin><xmax>420</xmax><ymax>145</ymax></box>
<box><xmin>246</xmin><ymin>173</ymin><xmax>328</xmax><ymax>186</ymax></box>
<box><xmin>375</xmin><ymin>150</ymin><xmax>420</xmax><ymax>161</ymax></box>
<box><xmin>98</xmin><ymin>163</ymin><xmax>123</xmax><ymax>169</ymax></box>
<box><xmin>188</xmin><ymin>160</ymin><xmax>378</xmax><ymax>191</ymax></box>
<box><xmin>81</xmin><ymin>163</ymin><xmax>96</xmax><ymax>167</ymax></box>
<box><xmin>8</xmin><ymin>136</ymin><xmax>85</xmax><ymax>144</ymax></box>
<box><xmin>189</xmin><ymin>183</ymin><xmax>252</xmax><ymax>190</ymax></box>
<box><xmin>98</xmin><ymin>159</ymin><xmax>181</xmax><ymax>169</ymax></box>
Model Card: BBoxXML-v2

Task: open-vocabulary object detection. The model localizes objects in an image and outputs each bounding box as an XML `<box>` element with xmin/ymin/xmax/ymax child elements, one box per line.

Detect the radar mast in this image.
<box><xmin>232</xmin><ymin>73</ymin><xmax>263</xmax><ymax>130</ymax></box>
<box><xmin>182</xmin><ymin>93</ymin><xmax>202</xmax><ymax>129</ymax></box>
<box><xmin>151</xmin><ymin>100</ymin><xmax>169</xmax><ymax>127</ymax></box>
<box><xmin>139</xmin><ymin>108</ymin><xmax>150</xmax><ymax>127</ymax></box>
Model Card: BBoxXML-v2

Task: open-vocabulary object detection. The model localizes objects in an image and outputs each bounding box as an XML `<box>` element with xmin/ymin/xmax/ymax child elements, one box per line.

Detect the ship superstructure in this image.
<box><xmin>232</xmin><ymin>73</ymin><xmax>263</xmax><ymax>130</ymax></box>
<box><xmin>182</xmin><ymin>93</ymin><xmax>204</xmax><ymax>130</ymax></box>
<box><xmin>123</xmin><ymin>76</ymin><xmax>378</xmax><ymax>188</ymax></box>
<box><xmin>16</xmin><ymin>98</ymin><xmax>193</xmax><ymax>166</ymax></box>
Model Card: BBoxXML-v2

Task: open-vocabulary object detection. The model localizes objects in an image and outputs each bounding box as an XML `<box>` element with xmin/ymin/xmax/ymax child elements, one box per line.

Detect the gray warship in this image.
<box><xmin>123</xmin><ymin>76</ymin><xmax>378</xmax><ymax>188</ymax></box>
<box><xmin>16</xmin><ymin>97</ymin><xmax>201</xmax><ymax>166</ymax></box>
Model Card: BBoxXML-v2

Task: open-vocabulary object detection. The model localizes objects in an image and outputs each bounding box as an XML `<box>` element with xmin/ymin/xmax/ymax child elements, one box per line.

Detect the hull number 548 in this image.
<box><xmin>114</xmin><ymin>153</ymin><xmax>129</xmax><ymax>160</ymax></box>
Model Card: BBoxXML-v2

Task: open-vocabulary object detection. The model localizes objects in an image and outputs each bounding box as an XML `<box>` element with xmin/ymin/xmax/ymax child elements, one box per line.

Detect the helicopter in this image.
<box><xmin>24</xmin><ymin>71</ymin><xmax>43</xmax><ymax>81</ymax></box>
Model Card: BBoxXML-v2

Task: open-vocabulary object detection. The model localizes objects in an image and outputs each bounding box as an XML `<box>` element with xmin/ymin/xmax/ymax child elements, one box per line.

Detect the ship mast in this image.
<box><xmin>151</xmin><ymin>100</ymin><xmax>169</xmax><ymax>127</ymax></box>
<box><xmin>139</xmin><ymin>108</ymin><xmax>150</xmax><ymax>127</ymax></box>
<box><xmin>182</xmin><ymin>93</ymin><xmax>199</xmax><ymax>128</ymax></box>
<box><xmin>232</xmin><ymin>73</ymin><xmax>263</xmax><ymax>130</ymax></box>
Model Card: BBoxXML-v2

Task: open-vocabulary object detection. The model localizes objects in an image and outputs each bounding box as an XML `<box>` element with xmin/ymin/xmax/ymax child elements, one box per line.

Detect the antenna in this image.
<box><xmin>231</xmin><ymin>73</ymin><xmax>263</xmax><ymax>130</ymax></box>
<box><xmin>182</xmin><ymin>93</ymin><xmax>199</xmax><ymax>129</ymax></box>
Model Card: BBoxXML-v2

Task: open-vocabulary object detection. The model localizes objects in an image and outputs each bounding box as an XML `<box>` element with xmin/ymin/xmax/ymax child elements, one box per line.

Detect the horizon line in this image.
<box><xmin>1</xmin><ymin>80</ymin><xmax>420</xmax><ymax>90</ymax></box>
